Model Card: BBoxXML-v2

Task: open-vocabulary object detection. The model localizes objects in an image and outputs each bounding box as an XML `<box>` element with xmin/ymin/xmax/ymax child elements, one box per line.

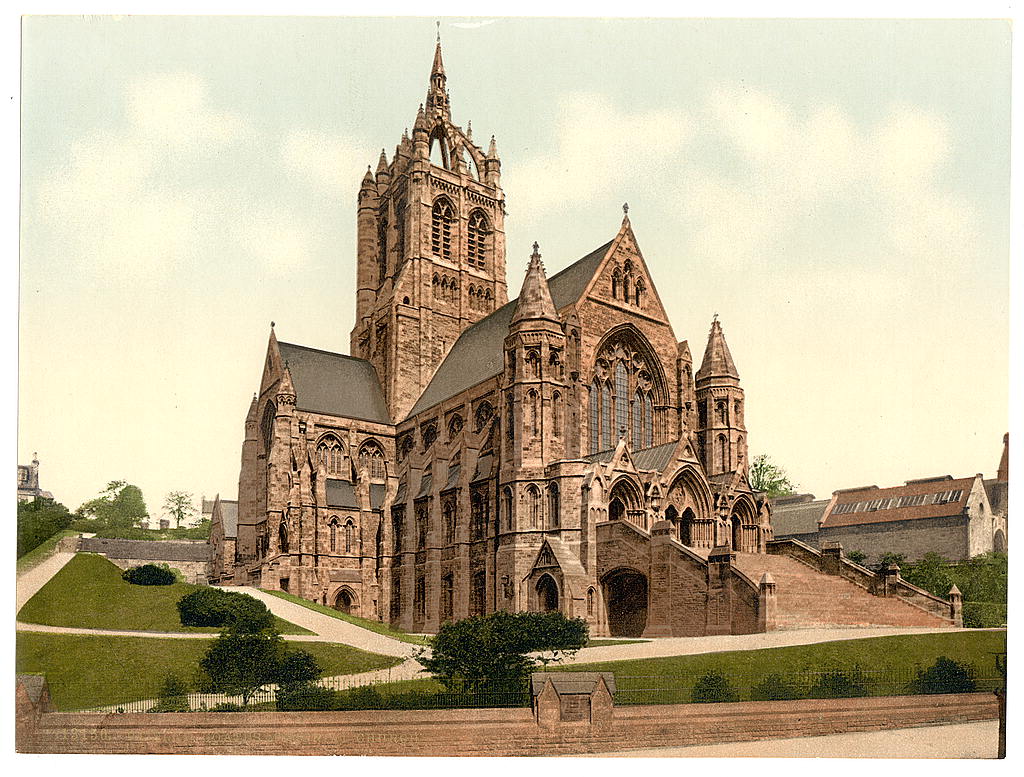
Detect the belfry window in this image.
<box><xmin>431</xmin><ymin>199</ymin><xmax>455</xmax><ymax>261</ymax></box>
<box><xmin>467</xmin><ymin>211</ymin><xmax>489</xmax><ymax>269</ymax></box>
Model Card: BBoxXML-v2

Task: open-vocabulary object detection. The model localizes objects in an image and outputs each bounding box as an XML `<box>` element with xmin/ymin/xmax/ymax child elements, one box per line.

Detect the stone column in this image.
<box><xmin>880</xmin><ymin>563</ymin><xmax>901</xmax><ymax>597</ymax></box>
<box><xmin>948</xmin><ymin>584</ymin><xmax>963</xmax><ymax>627</ymax></box>
<box><xmin>705</xmin><ymin>545</ymin><xmax>735</xmax><ymax>636</ymax></box>
<box><xmin>821</xmin><ymin>542</ymin><xmax>843</xmax><ymax>575</ymax></box>
<box><xmin>644</xmin><ymin>520</ymin><xmax>675</xmax><ymax>637</ymax></box>
<box><xmin>758</xmin><ymin>572</ymin><xmax>777</xmax><ymax>632</ymax></box>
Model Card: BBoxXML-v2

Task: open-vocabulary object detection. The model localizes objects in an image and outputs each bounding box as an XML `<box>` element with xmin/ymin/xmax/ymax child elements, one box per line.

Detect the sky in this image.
<box><xmin>16</xmin><ymin>15</ymin><xmax>1013</xmax><ymax>519</ymax></box>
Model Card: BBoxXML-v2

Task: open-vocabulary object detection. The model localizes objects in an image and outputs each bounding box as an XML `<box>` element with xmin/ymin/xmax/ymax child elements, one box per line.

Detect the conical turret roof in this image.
<box><xmin>511</xmin><ymin>243</ymin><xmax>558</xmax><ymax>325</ymax></box>
<box><xmin>431</xmin><ymin>39</ymin><xmax>445</xmax><ymax>79</ymax></box>
<box><xmin>695</xmin><ymin>317</ymin><xmax>739</xmax><ymax>381</ymax></box>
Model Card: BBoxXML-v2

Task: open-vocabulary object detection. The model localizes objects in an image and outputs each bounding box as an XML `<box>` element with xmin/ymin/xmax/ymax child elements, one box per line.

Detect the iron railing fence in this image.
<box><xmin>610</xmin><ymin>666</ymin><xmax>1003</xmax><ymax>706</ymax></box>
<box><xmin>76</xmin><ymin>665</ymin><xmax>1001</xmax><ymax>714</ymax></box>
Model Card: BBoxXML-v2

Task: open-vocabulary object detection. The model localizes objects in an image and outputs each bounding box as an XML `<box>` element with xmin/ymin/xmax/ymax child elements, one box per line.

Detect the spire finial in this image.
<box><xmin>436</xmin><ymin>20</ymin><xmax>441</xmax><ymax>44</ymax></box>
<box><xmin>271</xmin><ymin>320</ymin><xmax>275</xmax><ymax>328</ymax></box>
<box><xmin>623</xmin><ymin>202</ymin><xmax>629</xmax><ymax>216</ymax></box>
<box><xmin>532</xmin><ymin>241</ymin><xmax>540</xmax><ymax>257</ymax></box>
<box><xmin>713</xmin><ymin>312</ymin><xmax>718</xmax><ymax>323</ymax></box>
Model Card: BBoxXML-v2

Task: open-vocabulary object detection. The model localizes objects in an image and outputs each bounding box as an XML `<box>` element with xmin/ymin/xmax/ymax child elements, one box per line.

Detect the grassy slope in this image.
<box><xmin>343</xmin><ymin>631</ymin><xmax>1008</xmax><ymax>698</ymax></box>
<box><xmin>16</xmin><ymin>632</ymin><xmax>402</xmax><ymax>711</ymax></box>
<box><xmin>262</xmin><ymin>589</ymin><xmax>430</xmax><ymax>645</ymax></box>
<box><xmin>16</xmin><ymin>529</ymin><xmax>78</xmax><ymax>575</ymax></box>
<box><xmin>18</xmin><ymin>553</ymin><xmax>311</xmax><ymax>635</ymax></box>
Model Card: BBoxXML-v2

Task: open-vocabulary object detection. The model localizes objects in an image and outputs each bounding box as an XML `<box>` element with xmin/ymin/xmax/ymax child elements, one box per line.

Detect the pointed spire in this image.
<box><xmin>511</xmin><ymin>242</ymin><xmax>558</xmax><ymax>325</ymax></box>
<box><xmin>487</xmin><ymin>134</ymin><xmax>498</xmax><ymax>158</ymax></box>
<box><xmin>431</xmin><ymin>37</ymin><xmax>446</xmax><ymax>80</ymax></box>
<box><xmin>361</xmin><ymin>165</ymin><xmax>374</xmax><ymax>185</ymax></box>
<box><xmin>376</xmin><ymin>148</ymin><xmax>389</xmax><ymax>175</ymax></box>
<box><xmin>622</xmin><ymin>202</ymin><xmax>630</xmax><ymax>224</ymax></box>
<box><xmin>277</xmin><ymin>362</ymin><xmax>296</xmax><ymax>404</ymax></box>
<box><xmin>414</xmin><ymin>104</ymin><xmax>427</xmax><ymax>131</ymax></box>
<box><xmin>695</xmin><ymin>316</ymin><xmax>739</xmax><ymax>382</ymax></box>
<box><xmin>246</xmin><ymin>392</ymin><xmax>258</xmax><ymax>423</ymax></box>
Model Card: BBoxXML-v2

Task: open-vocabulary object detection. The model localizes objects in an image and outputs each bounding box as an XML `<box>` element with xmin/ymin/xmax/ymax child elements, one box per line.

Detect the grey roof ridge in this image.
<box><xmin>277</xmin><ymin>339</ymin><xmax>369</xmax><ymax>364</ymax></box>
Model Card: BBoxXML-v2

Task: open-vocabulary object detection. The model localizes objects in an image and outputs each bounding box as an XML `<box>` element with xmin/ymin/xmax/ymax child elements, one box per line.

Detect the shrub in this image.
<box><xmin>122</xmin><ymin>563</ymin><xmax>176</xmax><ymax>586</ymax></box>
<box><xmin>176</xmin><ymin>588</ymin><xmax>275</xmax><ymax>632</ymax></box>
<box><xmin>907</xmin><ymin>657</ymin><xmax>977</xmax><ymax>695</ymax></box>
<box><xmin>807</xmin><ymin>668</ymin><xmax>870</xmax><ymax>699</ymax></box>
<box><xmin>750</xmin><ymin>673</ymin><xmax>804</xmax><ymax>701</ymax></box>
<box><xmin>199</xmin><ymin>629</ymin><xmax>286</xmax><ymax>705</ymax></box>
<box><xmin>691</xmin><ymin>671</ymin><xmax>739</xmax><ymax>703</ymax></box>
<box><xmin>211</xmin><ymin>702</ymin><xmax>245</xmax><ymax>712</ymax></box>
<box><xmin>277</xmin><ymin>684</ymin><xmax>339</xmax><ymax>711</ymax></box>
<box><xmin>149</xmin><ymin>673</ymin><xmax>190</xmax><ymax>712</ymax></box>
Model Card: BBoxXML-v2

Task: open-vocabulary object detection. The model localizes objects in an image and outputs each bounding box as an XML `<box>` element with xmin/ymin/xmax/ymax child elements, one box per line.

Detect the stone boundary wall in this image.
<box><xmin>17</xmin><ymin>692</ymin><xmax>997</xmax><ymax>756</ymax></box>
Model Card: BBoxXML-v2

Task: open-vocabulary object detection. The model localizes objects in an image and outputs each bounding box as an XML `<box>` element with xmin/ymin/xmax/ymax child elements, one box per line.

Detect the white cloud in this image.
<box><xmin>505</xmin><ymin>93</ymin><xmax>693</xmax><ymax>217</ymax></box>
<box><xmin>227</xmin><ymin>207</ymin><xmax>316</xmax><ymax>273</ymax></box>
<box><xmin>280</xmin><ymin>129</ymin><xmax>369</xmax><ymax>196</ymax></box>
<box><xmin>126</xmin><ymin>72</ymin><xmax>246</xmax><ymax>147</ymax></box>
<box><xmin>679</xmin><ymin>86</ymin><xmax>977</xmax><ymax>270</ymax></box>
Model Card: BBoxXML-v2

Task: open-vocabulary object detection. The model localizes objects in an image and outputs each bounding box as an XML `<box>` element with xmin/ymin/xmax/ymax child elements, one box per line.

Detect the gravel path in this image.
<box><xmin>589</xmin><ymin>720</ymin><xmax>999</xmax><ymax>758</ymax></box>
<box><xmin>16</xmin><ymin>550</ymin><xmax>75</xmax><ymax>612</ymax></box>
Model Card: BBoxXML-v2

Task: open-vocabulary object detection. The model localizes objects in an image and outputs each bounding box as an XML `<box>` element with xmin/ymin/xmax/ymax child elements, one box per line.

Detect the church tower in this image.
<box><xmin>695</xmin><ymin>317</ymin><xmax>748</xmax><ymax>478</ymax></box>
<box><xmin>350</xmin><ymin>38</ymin><xmax>508</xmax><ymax>421</ymax></box>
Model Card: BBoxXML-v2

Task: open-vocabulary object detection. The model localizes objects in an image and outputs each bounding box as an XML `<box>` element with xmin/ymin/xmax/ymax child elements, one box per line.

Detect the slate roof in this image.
<box><xmin>770</xmin><ymin>494</ymin><xmax>829</xmax><ymax>537</ymax></box>
<box><xmin>586</xmin><ymin>440</ymin><xmax>679</xmax><ymax>472</ymax></box>
<box><xmin>407</xmin><ymin>240</ymin><xmax>612</xmax><ymax>417</ymax></box>
<box><xmin>79</xmin><ymin>538</ymin><xmax>211</xmax><ymax>562</ymax></box>
<box><xmin>530</xmin><ymin>672</ymin><xmax>616</xmax><ymax>696</ymax></box>
<box><xmin>325</xmin><ymin>479</ymin><xmax>387</xmax><ymax>510</ymax></box>
<box><xmin>984</xmin><ymin>479</ymin><xmax>1008</xmax><ymax>514</ymax></box>
<box><xmin>278</xmin><ymin>341</ymin><xmax>390</xmax><ymax>424</ymax></box>
<box><xmin>820</xmin><ymin>476</ymin><xmax>976</xmax><ymax>529</ymax></box>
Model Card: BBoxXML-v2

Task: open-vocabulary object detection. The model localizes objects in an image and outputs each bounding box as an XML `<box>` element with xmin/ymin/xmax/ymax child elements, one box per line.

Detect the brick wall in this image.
<box><xmin>18</xmin><ymin>693</ymin><xmax>997</xmax><ymax>756</ymax></box>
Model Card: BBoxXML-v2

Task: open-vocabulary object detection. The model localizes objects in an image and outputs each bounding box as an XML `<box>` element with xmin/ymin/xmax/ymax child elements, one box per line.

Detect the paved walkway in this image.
<box><xmin>16</xmin><ymin>550</ymin><xmax>75</xmax><ymax>612</ymax></box>
<box><xmin>591</xmin><ymin>720</ymin><xmax>999</xmax><ymax>758</ymax></box>
<box><xmin>223</xmin><ymin>587</ymin><xmax>418</xmax><ymax>659</ymax></box>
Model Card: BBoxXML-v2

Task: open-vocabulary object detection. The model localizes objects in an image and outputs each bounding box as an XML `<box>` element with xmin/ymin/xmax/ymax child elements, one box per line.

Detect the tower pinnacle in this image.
<box><xmin>696</xmin><ymin>317</ymin><xmax>739</xmax><ymax>382</ymax></box>
<box><xmin>511</xmin><ymin>243</ymin><xmax>558</xmax><ymax>325</ymax></box>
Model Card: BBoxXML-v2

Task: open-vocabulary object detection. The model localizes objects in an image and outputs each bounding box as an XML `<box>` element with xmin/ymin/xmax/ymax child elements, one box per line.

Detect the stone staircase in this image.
<box><xmin>732</xmin><ymin>552</ymin><xmax>953</xmax><ymax>629</ymax></box>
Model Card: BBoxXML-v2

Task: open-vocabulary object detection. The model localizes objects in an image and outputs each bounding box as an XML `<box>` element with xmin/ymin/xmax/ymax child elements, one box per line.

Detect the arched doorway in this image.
<box><xmin>731</xmin><ymin>515</ymin><xmax>742</xmax><ymax>551</ymax></box>
<box><xmin>603</xmin><ymin>569</ymin><xmax>648</xmax><ymax>637</ymax></box>
<box><xmin>333</xmin><ymin>588</ymin><xmax>354</xmax><ymax>614</ymax></box>
<box><xmin>664</xmin><ymin>505</ymin><xmax>679</xmax><ymax>541</ymax></box>
<box><xmin>681</xmin><ymin>507</ymin><xmax>696</xmax><ymax>546</ymax></box>
<box><xmin>536</xmin><ymin>574</ymin><xmax>559</xmax><ymax>612</ymax></box>
<box><xmin>994</xmin><ymin>529</ymin><xmax>1007</xmax><ymax>553</ymax></box>
<box><xmin>609</xmin><ymin>497</ymin><xmax>625</xmax><ymax>521</ymax></box>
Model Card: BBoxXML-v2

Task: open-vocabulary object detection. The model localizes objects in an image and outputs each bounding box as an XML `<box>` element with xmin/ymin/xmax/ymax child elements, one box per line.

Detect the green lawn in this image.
<box><xmin>16</xmin><ymin>632</ymin><xmax>402</xmax><ymax>711</ymax></box>
<box><xmin>18</xmin><ymin>553</ymin><xmax>311</xmax><ymax>635</ymax></box>
<box><xmin>587</xmin><ymin>638</ymin><xmax>645</xmax><ymax>647</ymax></box>
<box><xmin>262</xmin><ymin>589</ymin><xmax>430</xmax><ymax>645</ymax></box>
<box><xmin>16</xmin><ymin>529</ymin><xmax>78</xmax><ymax>575</ymax></box>
<box><xmin>342</xmin><ymin>631</ymin><xmax>1008</xmax><ymax>704</ymax></box>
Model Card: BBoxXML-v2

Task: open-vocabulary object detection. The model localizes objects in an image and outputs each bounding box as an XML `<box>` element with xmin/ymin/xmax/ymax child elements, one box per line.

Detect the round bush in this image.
<box><xmin>176</xmin><ymin>588</ymin><xmax>275</xmax><ymax>631</ymax></box>
<box><xmin>122</xmin><ymin>563</ymin><xmax>176</xmax><ymax>586</ymax></box>
<box><xmin>807</xmin><ymin>668</ymin><xmax>870</xmax><ymax>699</ymax></box>
<box><xmin>908</xmin><ymin>656</ymin><xmax>977</xmax><ymax>695</ymax></box>
<box><xmin>750</xmin><ymin>673</ymin><xmax>804</xmax><ymax>701</ymax></box>
<box><xmin>691</xmin><ymin>671</ymin><xmax>739</xmax><ymax>703</ymax></box>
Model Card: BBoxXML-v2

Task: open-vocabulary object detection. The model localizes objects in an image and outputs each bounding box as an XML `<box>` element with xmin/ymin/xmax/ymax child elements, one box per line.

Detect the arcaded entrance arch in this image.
<box><xmin>536</xmin><ymin>574</ymin><xmax>559</xmax><ymax>613</ymax></box>
<box><xmin>603</xmin><ymin>568</ymin><xmax>648</xmax><ymax>637</ymax></box>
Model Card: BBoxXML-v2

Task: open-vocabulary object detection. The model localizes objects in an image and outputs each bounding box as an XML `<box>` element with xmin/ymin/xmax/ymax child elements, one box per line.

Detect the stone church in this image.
<box><xmin>213</xmin><ymin>41</ymin><xmax>959</xmax><ymax>636</ymax></box>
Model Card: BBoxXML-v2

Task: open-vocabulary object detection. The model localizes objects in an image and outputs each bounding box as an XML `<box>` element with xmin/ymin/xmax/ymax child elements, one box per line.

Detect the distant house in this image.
<box><xmin>208</xmin><ymin>495</ymin><xmax>238</xmax><ymax>585</ymax></box>
<box><xmin>78</xmin><ymin>537</ymin><xmax>210</xmax><ymax>584</ymax></box>
<box><xmin>772</xmin><ymin>435</ymin><xmax>1009</xmax><ymax>565</ymax></box>
<box><xmin>17</xmin><ymin>453</ymin><xmax>53</xmax><ymax>503</ymax></box>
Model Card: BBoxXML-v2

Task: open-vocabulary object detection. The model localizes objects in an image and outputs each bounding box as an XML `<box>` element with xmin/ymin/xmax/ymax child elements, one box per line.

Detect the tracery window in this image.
<box><xmin>317</xmin><ymin>435</ymin><xmax>345</xmax><ymax>476</ymax></box>
<box><xmin>471</xmin><ymin>489</ymin><xmax>488</xmax><ymax>540</ymax></box>
<box><xmin>329</xmin><ymin>518</ymin><xmax>339</xmax><ymax>552</ymax></box>
<box><xmin>431</xmin><ymin>198</ymin><xmax>455</xmax><ymax>260</ymax></box>
<box><xmin>358</xmin><ymin>440</ymin><xmax>386</xmax><ymax>481</ymax></box>
<box><xmin>527</xmin><ymin>485</ymin><xmax>541</xmax><ymax>529</ymax></box>
<box><xmin>344</xmin><ymin>519</ymin><xmax>354</xmax><ymax>554</ymax></box>
<box><xmin>467</xmin><ymin>210</ymin><xmax>489</xmax><ymax>269</ymax></box>
<box><xmin>588</xmin><ymin>331</ymin><xmax>662</xmax><ymax>454</ymax></box>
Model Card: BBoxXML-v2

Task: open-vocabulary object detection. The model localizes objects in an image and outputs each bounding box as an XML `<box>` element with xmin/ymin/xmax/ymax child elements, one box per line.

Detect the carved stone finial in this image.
<box><xmin>271</xmin><ymin>320</ymin><xmax>275</xmax><ymax>328</ymax></box>
<box><xmin>436</xmin><ymin>20</ymin><xmax>440</xmax><ymax>43</ymax></box>
<box><xmin>532</xmin><ymin>241</ymin><xmax>540</xmax><ymax>256</ymax></box>
<box><xmin>623</xmin><ymin>202</ymin><xmax>629</xmax><ymax>215</ymax></box>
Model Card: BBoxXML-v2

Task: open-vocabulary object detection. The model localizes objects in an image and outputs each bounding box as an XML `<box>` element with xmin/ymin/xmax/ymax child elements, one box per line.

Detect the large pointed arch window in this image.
<box><xmin>431</xmin><ymin>198</ymin><xmax>455</xmax><ymax>260</ymax></box>
<box><xmin>358</xmin><ymin>440</ymin><xmax>386</xmax><ymax>481</ymax></box>
<box><xmin>317</xmin><ymin>435</ymin><xmax>345</xmax><ymax>476</ymax></box>
<box><xmin>588</xmin><ymin>329</ymin><xmax>665</xmax><ymax>455</ymax></box>
<box><xmin>467</xmin><ymin>210</ymin><xmax>489</xmax><ymax>269</ymax></box>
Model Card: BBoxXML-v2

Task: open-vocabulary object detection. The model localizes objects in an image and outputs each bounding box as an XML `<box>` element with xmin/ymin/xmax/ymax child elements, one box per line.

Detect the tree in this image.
<box><xmin>199</xmin><ymin>629</ymin><xmax>287</xmax><ymax>705</ymax></box>
<box><xmin>163</xmin><ymin>491</ymin><xmax>197</xmax><ymax>529</ymax></box>
<box><xmin>419</xmin><ymin>611</ymin><xmax>588</xmax><ymax>692</ymax></box>
<box><xmin>17</xmin><ymin>497</ymin><xmax>74</xmax><ymax>558</ymax></box>
<box><xmin>845</xmin><ymin>550</ymin><xmax>868</xmax><ymax>565</ymax></box>
<box><xmin>748</xmin><ymin>454</ymin><xmax>797</xmax><ymax>498</ymax></box>
<box><xmin>78</xmin><ymin>481</ymin><xmax>148</xmax><ymax>529</ymax></box>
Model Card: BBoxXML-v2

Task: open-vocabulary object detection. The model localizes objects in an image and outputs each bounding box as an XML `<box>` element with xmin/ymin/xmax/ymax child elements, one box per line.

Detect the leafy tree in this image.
<box><xmin>419</xmin><ymin>611</ymin><xmax>588</xmax><ymax>691</ymax></box>
<box><xmin>163</xmin><ymin>491</ymin><xmax>197</xmax><ymax>529</ymax></box>
<box><xmin>177</xmin><ymin>588</ymin><xmax>275</xmax><ymax>632</ymax></box>
<box><xmin>876</xmin><ymin>552</ymin><xmax>906</xmax><ymax>571</ymax></box>
<box><xmin>899</xmin><ymin>552</ymin><xmax>952</xmax><ymax>596</ymax></box>
<box><xmin>151</xmin><ymin>673</ymin><xmax>190</xmax><ymax>712</ymax></box>
<box><xmin>78</xmin><ymin>481</ymin><xmax>148</xmax><ymax>530</ymax></box>
<box><xmin>748</xmin><ymin>454</ymin><xmax>797</xmax><ymax>498</ymax></box>
<box><xmin>844</xmin><ymin>550</ymin><xmax>868</xmax><ymax>565</ymax></box>
<box><xmin>17</xmin><ymin>497</ymin><xmax>74</xmax><ymax>557</ymax></box>
<box><xmin>199</xmin><ymin>629</ymin><xmax>287</xmax><ymax>705</ymax></box>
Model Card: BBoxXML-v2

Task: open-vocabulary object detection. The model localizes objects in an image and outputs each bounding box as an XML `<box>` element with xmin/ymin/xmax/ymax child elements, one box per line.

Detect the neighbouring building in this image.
<box><xmin>17</xmin><ymin>453</ymin><xmax>53</xmax><ymax>503</ymax></box>
<box><xmin>208</xmin><ymin>495</ymin><xmax>238</xmax><ymax>585</ymax></box>
<box><xmin>214</xmin><ymin>39</ymin><xmax>959</xmax><ymax>636</ymax></box>
<box><xmin>772</xmin><ymin>436</ymin><xmax>1009</xmax><ymax>564</ymax></box>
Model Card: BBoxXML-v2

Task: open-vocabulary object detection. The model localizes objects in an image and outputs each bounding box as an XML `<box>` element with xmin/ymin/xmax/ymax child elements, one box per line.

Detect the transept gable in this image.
<box><xmin>577</xmin><ymin>213</ymin><xmax>671</xmax><ymax>327</ymax></box>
